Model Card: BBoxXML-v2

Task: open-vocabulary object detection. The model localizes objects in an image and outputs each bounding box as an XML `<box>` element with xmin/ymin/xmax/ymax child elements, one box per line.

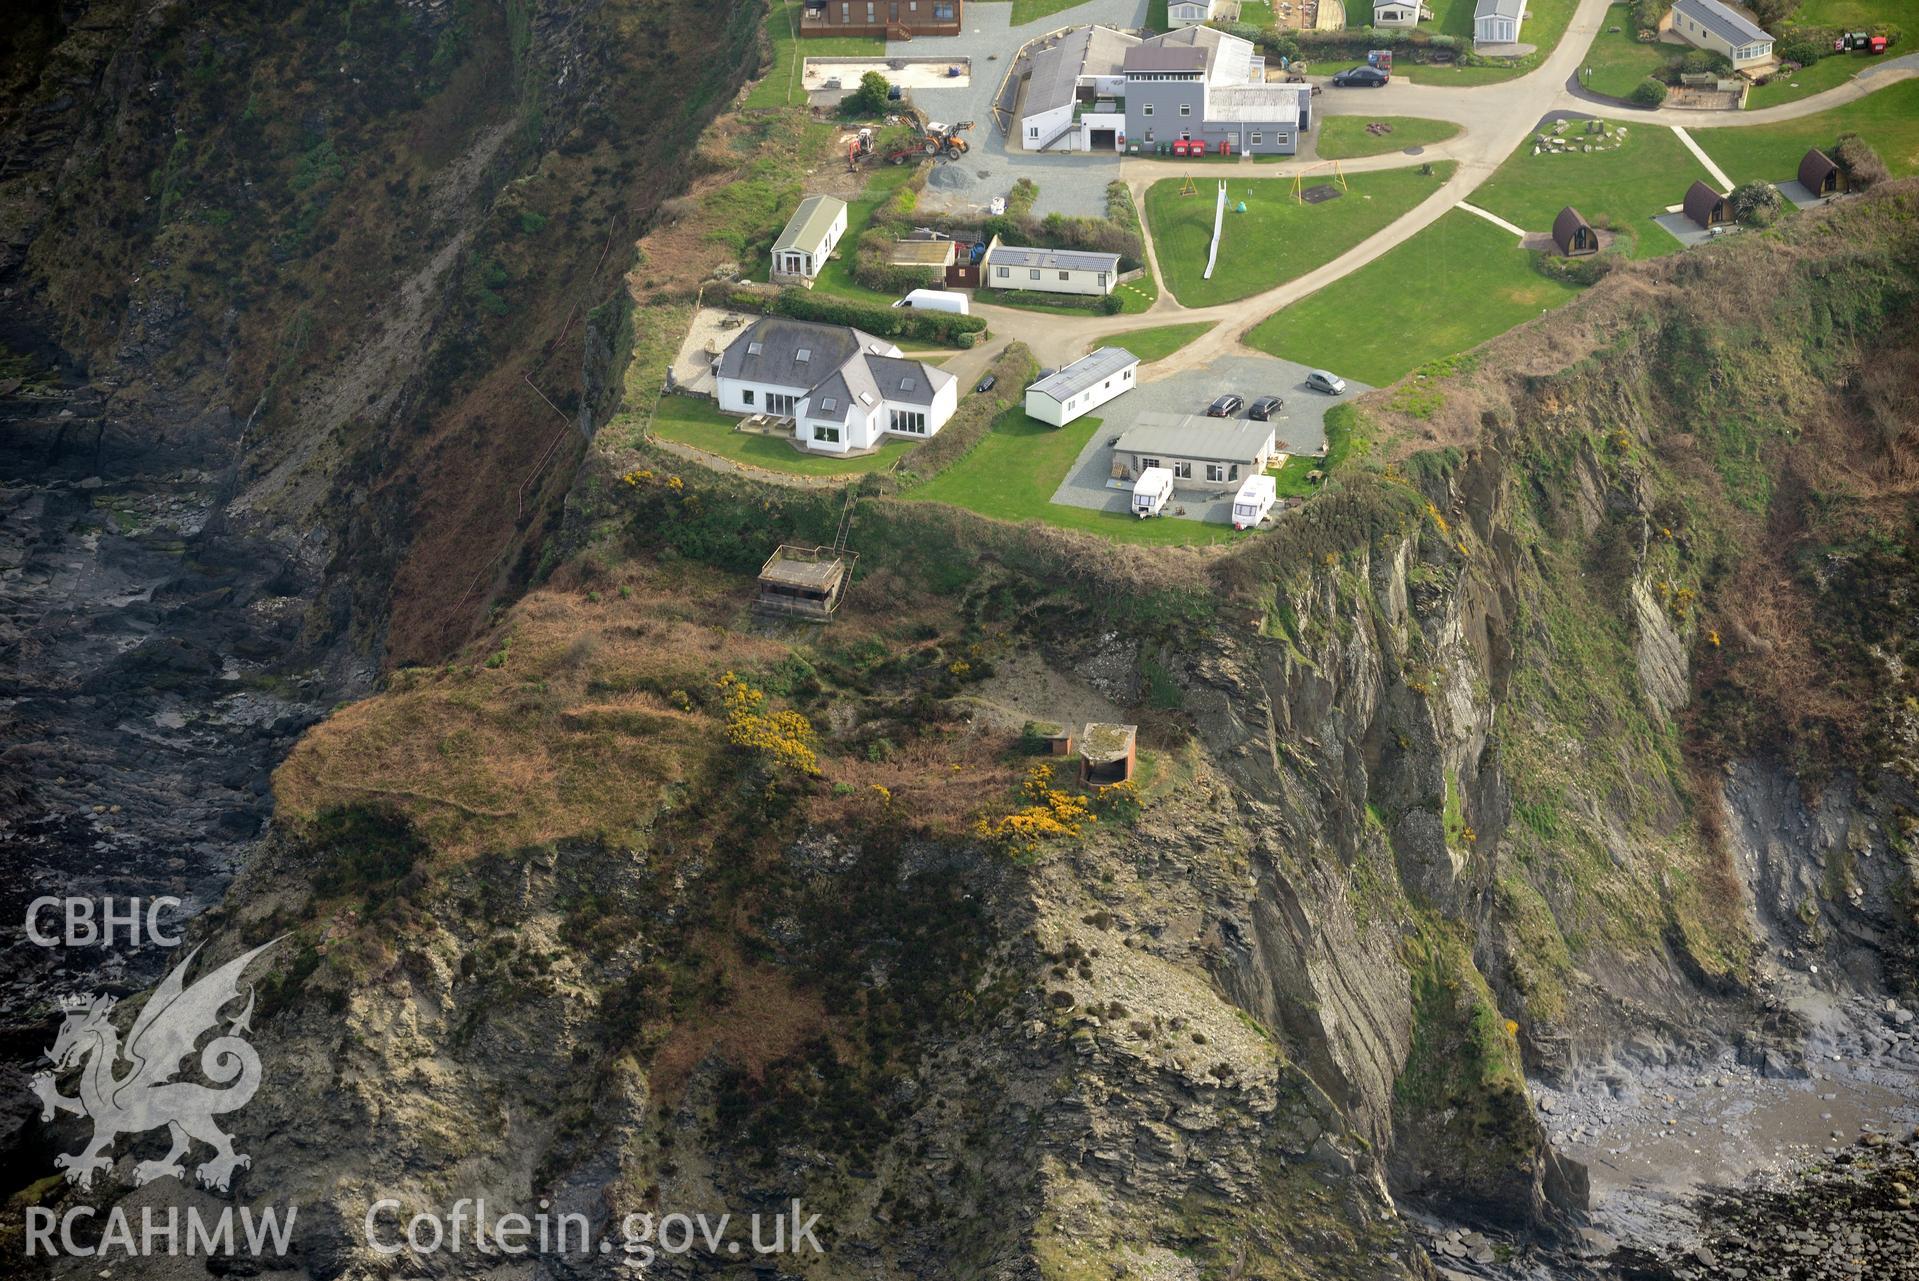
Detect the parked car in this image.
<box><xmin>975</xmin><ymin>374</ymin><xmax>997</xmax><ymax>393</ymax></box>
<box><xmin>1205</xmin><ymin>394</ymin><xmax>1243</xmax><ymax>418</ymax></box>
<box><xmin>1304</xmin><ymin>370</ymin><xmax>1347</xmax><ymax>394</ymax></box>
<box><xmin>1331</xmin><ymin>66</ymin><xmax>1389</xmax><ymax>87</ymax></box>
<box><xmin>1249</xmin><ymin>395</ymin><xmax>1284</xmax><ymax>420</ymax></box>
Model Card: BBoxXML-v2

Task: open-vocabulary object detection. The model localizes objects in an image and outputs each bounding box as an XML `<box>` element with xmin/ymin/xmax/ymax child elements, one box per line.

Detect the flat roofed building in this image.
<box><xmin>1112</xmin><ymin>412</ymin><xmax>1278</xmax><ymax>489</ymax></box>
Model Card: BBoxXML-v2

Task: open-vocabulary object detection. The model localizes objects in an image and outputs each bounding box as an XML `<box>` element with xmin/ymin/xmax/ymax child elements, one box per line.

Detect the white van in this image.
<box><xmin>1231</xmin><ymin>474</ymin><xmax>1276</xmax><ymax>530</ymax></box>
<box><xmin>1132</xmin><ymin>467</ymin><xmax>1174</xmax><ymax>518</ymax></box>
<box><xmin>892</xmin><ymin>288</ymin><xmax>970</xmax><ymax>315</ymax></box>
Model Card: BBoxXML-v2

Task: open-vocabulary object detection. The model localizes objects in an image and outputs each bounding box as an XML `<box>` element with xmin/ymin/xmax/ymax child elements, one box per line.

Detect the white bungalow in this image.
<box><xmin>769</xmin><ymin>195</ymin><xmax>849</xmax><ymax>286</ymax></box>
<box><xmin>1024</xmin><ymin>347</ymin><xmax>1139</xmax><ymax>428</ymax></box>
<box><xmin>985</xmin><ymin>243</ymin><xmax>1121</xmax><ymax>297</ymax></box>
<box><xmin>714</xmin><ymin>317</ymin><xmax>955</xmax><ymax>454</ymax></box>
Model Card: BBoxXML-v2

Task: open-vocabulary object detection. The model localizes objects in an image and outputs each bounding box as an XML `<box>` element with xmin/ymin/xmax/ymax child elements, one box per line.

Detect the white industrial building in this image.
<box><xmin>1024</xmin><ymin>347</ymin><xmax>1139</xmax><ymax>427</ymax></box>
<box><xmin>714</xmin><ymin>316</ymin><xmax>956</xmax><ymax>454</ymax></box>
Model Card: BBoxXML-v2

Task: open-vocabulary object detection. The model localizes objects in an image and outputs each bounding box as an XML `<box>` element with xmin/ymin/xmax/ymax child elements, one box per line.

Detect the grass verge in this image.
<box><xmin>1313</xmin><ymin>115</ymin><xmax>1461</xmax><ymax>160</ymax></box>
<box><xmin>1688</xmin><ymin>79</ymin><xmax>1919</xmax><ymax>184</ymax></box>
<box><xmin>1089</xmin><ymin>321</ymin><xmax>1212</xmax><ymax>364</ymax></box>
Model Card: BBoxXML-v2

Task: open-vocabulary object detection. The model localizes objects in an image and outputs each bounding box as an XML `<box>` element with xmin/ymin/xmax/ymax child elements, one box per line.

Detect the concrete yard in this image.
<box><xmin>666</xmin><ymin>307</ymin><xmax>762</xmax><ymax>397</ymax></box>
<box><xmin>888</xmin><ymin>0</ymin><xmax>1150</xmax><ymax>220</ymax></box>
<box><xmin>1048</xmin><ymin>354</ymin><xmax>1369</xmax><ymax>523</ymax></box>
<box><xmin>804</xmin><ymin>56</ymin><xmax>972</xmax><ymax>98</ymax></box>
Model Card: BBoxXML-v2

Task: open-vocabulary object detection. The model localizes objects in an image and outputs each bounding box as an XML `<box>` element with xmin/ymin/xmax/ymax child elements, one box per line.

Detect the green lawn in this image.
<box><xmin>1271</xmin><ymin>453</ymin><xmax>1327</xmax><ymax>498</ymax></box>
<box><xmin>1575</xmin><ymin>8</ymin><xmax>1673</xmax><ymax>100</ymax></box>
<box><xmin>1789</xmin><ymin>0</ymin><xmax>1905</xmax><ymax>25</ymax></box>
<box><xmin>1246</xmin><ymin>210</ymin><xmax>1580</xmax><ymax>387</ymax></box>
<box><xmin>806</xmin><ymin>165</ymin><xmax>920</xmax><ymax>304</ymax></box>
<box><xmin>1144</xmin><ymin>162</ymin><xmax>1455</xmax><ymax>307</ymax></box>
<box><xmin>744</xmin><ymin>0</ymin><xmax>883</xmax><ymax>110</ymax></box>
<box><xmin>1147</xmin><ymin>0</ymin><xmax>1168</xmax><ymax>29</ymax></box>
<box><xmin>904</xmin><ymin>410</ymin><xmax>1238</xmax><ymax>544</ymax></box>
<box><xmin>1471</xmin><ymin>120</ymin><xmax>1715</xmax><ymax>258</ymax></box>
<box><xmin>1090</xmin><ymin>321</ymin><xmax>1212</xmax><ymax>364</ymax></box>
<box><xmin>1744</xmin><ymin>52</ymin><xmax>1869</xmax><ymax>110</ymax></box>
<box><xmin>1238</xmin><ymin>0</ymin><xmax>1276</xmax><ymax>25</ymax></box>
<box><xmin>1114</xmin><ymin>268</ymin><xmax>1158</xmax><ymax>314</ymax></box>
<box><xmin>1313</xmin><ymin>115</ymin><xmax>1462</xmax><ymax>159</ymax></box>
<box><xmin>1010</xmin><ymin>0</ymin><xmax>1096</xmax><ymax>23</ymax></box>
<box><xmin>1689</xmin><ymin>79</ymin><xmax>1919</xmax><ymax>184</ymax></box>
<box><xmin>648</xmin><ymin>394</ymin><xmax>910</xmax><ymax>476</ymax></box>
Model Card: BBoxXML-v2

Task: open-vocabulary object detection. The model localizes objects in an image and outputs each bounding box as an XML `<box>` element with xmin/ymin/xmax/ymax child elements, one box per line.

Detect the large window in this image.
<box><xmin>742</xmin><ymin>389</ymin><xmax>755</xmax><ymax>406</ymax></box>
<box><xmin>767</xmin><ymin>392</ymin><xmax>796</xmax><ymax>416</ymax></box>
<box><xmin>890</xmin><ymin>409</ymin><xmax>928</xmax><ymax>434</ymax></box>
<box><xmin>933</xmin><ymin>0</ymin><xmax>954</xmax><ymax>17</ymax></box>
<box><xmin>815</xmin><ymin>425</ymin><xmax>841</xmax><ymax>443</ymax></box>
<box><xmin>1173</xmin><ymin>461</ymin><xmax>1193</xmax><ymax>479</ymax></box>
<box><xmin>1205</xmin><ymin>463</ymin><xmax>1225</xmax><ymax>482</ymax></box>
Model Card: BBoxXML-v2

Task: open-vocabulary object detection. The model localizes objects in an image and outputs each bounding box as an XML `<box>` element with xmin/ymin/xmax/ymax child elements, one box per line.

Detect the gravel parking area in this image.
<box><xmin>891</xmin><ymin>0</ymin><xmax>1148</xmax><ymax>220</ymax></box>
<box><xmin>1049</xmin><ymin>353</ymin><xmax>1371</xmax><ymax>523</ymax></box>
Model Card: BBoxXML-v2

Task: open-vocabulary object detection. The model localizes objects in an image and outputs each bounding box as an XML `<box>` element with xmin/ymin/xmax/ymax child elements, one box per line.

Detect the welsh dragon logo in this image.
<box><xmin>31</xmin><ymin>940</ymin><xmax>279</xmax><ymax>1192</ymax></box>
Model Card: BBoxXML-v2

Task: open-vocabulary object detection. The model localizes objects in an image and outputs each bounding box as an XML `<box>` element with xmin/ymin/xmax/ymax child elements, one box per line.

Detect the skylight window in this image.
<box><xmin>795</xmin><ymin>348</ymin><xmax>811</xmax><ymax>362</ymax></box>
<box><xmin>822</xmin><ymin>397</ymin><xmax>838</xmax><ymax>412</ymax></box>
<box><xmin>859</xmin><ymin>392</ymin><xmax>874</xmax><ymax>405</ymax></box>
<box><xmin>746</xmin><ymin>341</ymin><xmax>762</xmax><ymax>355</ymax></box>
<box><xmin>900</xmin><ymin>377</ymin><xmax>916</xmax><ymax>392</ymax></box>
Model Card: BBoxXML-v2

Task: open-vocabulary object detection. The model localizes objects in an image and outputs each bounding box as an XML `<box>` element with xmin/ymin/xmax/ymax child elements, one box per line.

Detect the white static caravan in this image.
<box><xmin>1023</xmin><ymin>347</ymin><xmax>1140</xmax><ymax>428</ymax></box>
<box><xmin>1231</xmin><ymin>473</ymin><xmax>1276</xmax><ymax>529</ymax></box>
<box><xmin>1132</xmin><ymin>467</ymin><xmax>1174</xmax><ymax>518</ymax></box>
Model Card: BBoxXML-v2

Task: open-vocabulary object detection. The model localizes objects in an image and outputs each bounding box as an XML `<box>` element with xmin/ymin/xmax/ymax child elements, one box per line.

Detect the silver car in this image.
<box><xmin>1305</xmin><ymin>369</ymin><xmax>1346</xmax><ymax>394</ymax></box>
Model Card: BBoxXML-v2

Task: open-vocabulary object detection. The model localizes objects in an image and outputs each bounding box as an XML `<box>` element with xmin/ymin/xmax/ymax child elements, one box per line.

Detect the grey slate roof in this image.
<box><xmin>1125</xmin><ymin>45</ymin><xmax>1207</xmax><ymax>73</ymax></box>
<box><xmin>866</xmin><ymin>354</ymin><xmax>953</xmax><ymax>405</ymax></box>
<box><xmin>1672</xmin><ymin>0</ymin><xmax>1772</xmax><ymax>47</ymax></box>
<box><xmin>1027</xmin><ymin>347</ymin><xmax>1139</xmax><ymax>403</ymax></box>
<box><xmin>989</xmin><ymin>244</ymin><xmax>1122</xmax><ymax>273</ymax></box>
<box><xmin>717</xmin><ymin>317</ymin><xmax>885</xmax><ymax>386</ymax></box>
<box><xmin>1473</xmin><ymin>0</ymin><xmax>1524</xmax><ymax>21</ymax></box>
<box><xmin>1024</xmin><ymin>26</ymin><xmax>1140</xmax><ymax>117</ymax></box>
<box><xmin>772</xmin><ymin>195</ymin><xmax>846</xmax><ymax>255</ymax></box>
<box><xmin>1114</xmin><ymin>412</ymin><xmax>1275</xmax><ymax>464</ymax></box>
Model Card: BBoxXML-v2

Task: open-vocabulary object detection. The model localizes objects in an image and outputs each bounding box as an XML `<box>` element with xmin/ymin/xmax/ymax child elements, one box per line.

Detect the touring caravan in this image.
<box><xmin>1132</xmin><ymin>467</ymin><xmax>1174</xmax><ymax>518</ymax></box>
<box><xmin>1231</xmin><ymin>474</ymin><xmax>1276</xmax><ymax>530</ymax></box>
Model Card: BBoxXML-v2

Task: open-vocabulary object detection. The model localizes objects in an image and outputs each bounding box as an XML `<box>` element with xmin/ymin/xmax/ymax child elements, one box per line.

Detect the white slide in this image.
<box><xmin>1203</xmin><ymin>180</ymin><xmax>1227</xmax><ymax>280</ymax></box>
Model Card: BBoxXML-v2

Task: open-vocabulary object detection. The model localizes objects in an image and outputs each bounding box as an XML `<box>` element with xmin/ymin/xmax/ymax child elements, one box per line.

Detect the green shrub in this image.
<box><xmin>1630</xmin><ymin>76</ymin><xmax>1669</xmax><ymax>106</ymax></box>
<box><xmin>844</xmin><ymin>71</ymin><xmax>891</xmax><ymax>116</ymax></box>
<box><xmin>1006</xmin><ymin>178</ymin><xmax>1038</xmax><ymax>217</ymax></box>
<box><xmin>1730</xmin><ymin>180</ymin><xmax>1781</xmax><ymax>227</ymax></box>
<box><xmin>1833</xmin><ymin>132</ymin><xmax>1888</xmax><ymax>189</ymax></box>
<box><xmin>1776</xmin><ymin>34</ymin><xmax>1826</xmax><ymax>67</ymax></box>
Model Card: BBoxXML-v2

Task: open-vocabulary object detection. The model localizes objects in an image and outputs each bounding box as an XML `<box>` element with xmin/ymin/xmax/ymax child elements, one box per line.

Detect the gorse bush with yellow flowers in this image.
<box><xmin>716</xmin><ymin>672</ymin><xmax>818</xmax><ymax>776</ymax></box>
<box><xmin>974</xmin><ymin>763</ymin><xmax>1094</xmax><ymax>858</ymax></box>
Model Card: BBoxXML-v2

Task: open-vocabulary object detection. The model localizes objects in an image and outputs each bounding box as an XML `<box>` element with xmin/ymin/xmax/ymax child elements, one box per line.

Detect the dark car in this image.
<box><xmin>1205</xmin><ymin>394</ymin><xmax>1243</xmax><ymax>418</ymax></box>
<box><xmin>975</xmin><ymin>374</ymin><xmax>997</xmax><ymax>393</ymax></box>
<box><xmin>1331</xmin><ymin>66</ymin><xmax>1390</xmax><ymax>87</ymax></box>
<box><xmin>1249</xmin><ymin>395</ymin><xmax>1284</xmax><ymax>421</ymax></box>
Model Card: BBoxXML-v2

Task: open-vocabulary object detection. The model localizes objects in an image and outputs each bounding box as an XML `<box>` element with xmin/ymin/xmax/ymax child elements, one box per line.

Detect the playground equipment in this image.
<box><xmin>1291</xmin><ymin>159</ymin><xmax>1348</xmax><ymax>204</ymax></box>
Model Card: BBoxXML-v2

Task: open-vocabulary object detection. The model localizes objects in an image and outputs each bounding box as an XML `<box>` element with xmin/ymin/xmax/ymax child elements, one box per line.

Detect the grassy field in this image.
<box><xmin>904</xmin><ymin>410</ymin><xmax>1240</xmax><ymax>544</ymax></box>
<box><xmin>1089</xmin><ymin>321</ymin><xmax>1212</xmax><ymax>364</ymax></box>
<box><xmin>1238</xmin><ymin>0</ymin><xmax>1276</xmax><ymax>25</ymax></box>
<box><xmin>648</xmin><ymin>394</ymin><xmax>911</xmax><ymax>476</ymax></box>
<box><xmin>1471</xmin><ymin>120</ymin><xmax>1715</xmax><ymax>258</ymax></box>
<box><xmin>1576</xmin><ymin>8</ymin><xmax>1672</xmax><ymax>100</ymax></box>
<box><xmin>745</xmin><ymin>0</ymin><xmax>883</xmax><ymax>110</ymax></box>
<box><xmin>1690</xmin><ymin>79</ymin><xmax>1919</xmax><ymax>184</ymax></box>
<box><xmin>1144</xmin><ymin>162</ymin><xmax>1455</xmax><ymax>307</ymax></box>
<box><xmin>1313</xmin><ymin>115</ymin><xmax>1462</xmax><ymax>159</ymax></box>
<box><xmin>1790</xmin><ymin>0</ymin><xmax>1906</xmax><ymax>25</ymax></box>
<box><xmin>806</xmin><ymin>165</ymin><xmax>921</xmax><ymax>304</ymax></box>
<box><xmin>1114</xmin><ymin>268</ymin><xmax>1158</xmax><ymax>313</ymax></box>
<box><xmin>1245</xmin><ymin>210</ymin><xmax>1580</xmax><ymax>386</ymax></box>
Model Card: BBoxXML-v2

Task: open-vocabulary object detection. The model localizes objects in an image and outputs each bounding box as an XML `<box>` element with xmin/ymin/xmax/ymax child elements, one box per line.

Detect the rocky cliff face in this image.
<box><xmin>0</xmin><ymin>0</ymin><xmax>761</xmax><ymax>1019</ymax></box>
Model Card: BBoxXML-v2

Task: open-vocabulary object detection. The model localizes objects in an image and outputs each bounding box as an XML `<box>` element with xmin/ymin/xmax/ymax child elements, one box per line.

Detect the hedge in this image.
<box><xmin>721</xmin><ymin>284</ymin><xmax>988</xmax><ymax>344</ymax></box>
<box><xmin>976</xmin><ymin>287</ymin><xmax>1123</xmax><ymax>314</ymax></box>
<box><xmin>851</xmin><ymin>228</ymin><xmax>943</xmax><ymax>295</ymax></box>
